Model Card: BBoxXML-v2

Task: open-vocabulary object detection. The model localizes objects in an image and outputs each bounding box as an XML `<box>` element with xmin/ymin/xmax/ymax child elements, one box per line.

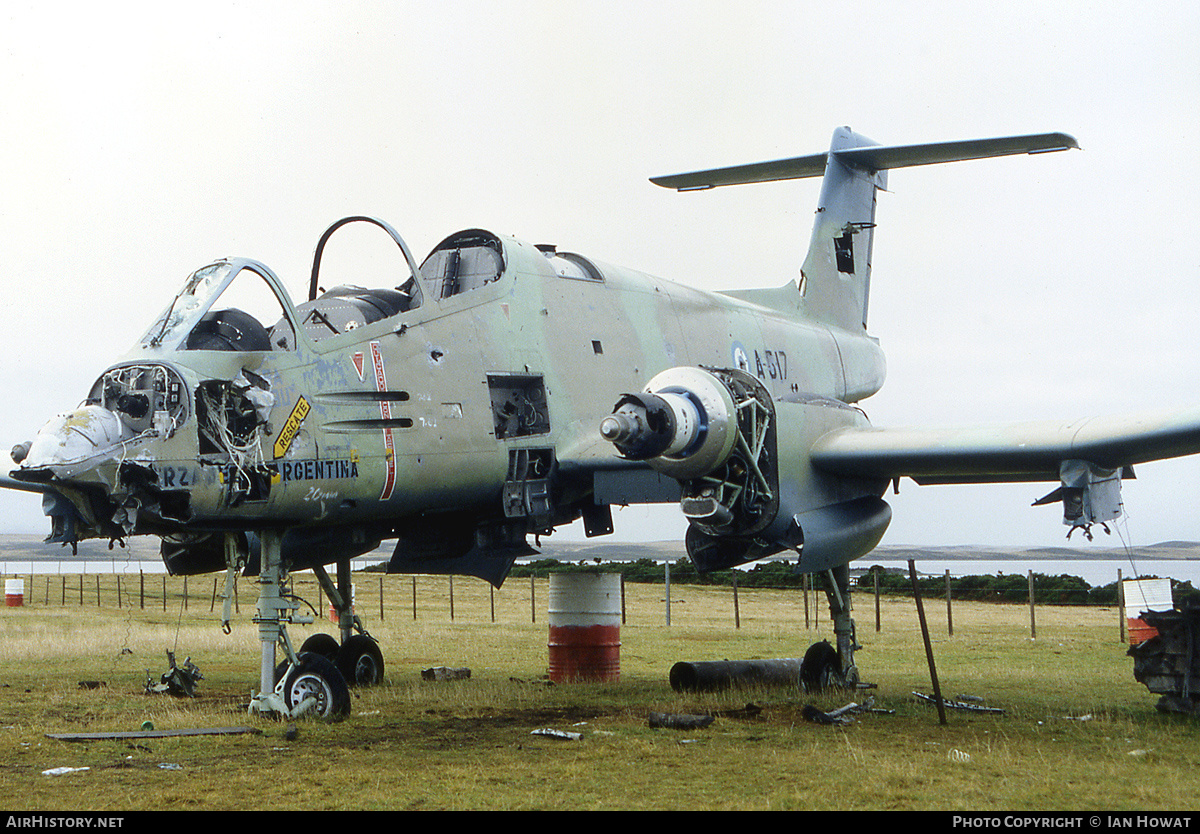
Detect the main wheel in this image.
<box><xmin>283</xmin><ymin>653</ymin><xmax>351</xmax><ymax>720</ymax></box>
<box><xmin>336</xmin><ymin>634</ymin><xmax>385</xmax><ymax>687</ymax></box>
<box><xmin>799</xmin><ymin>640</ymin><xmax>840</xmax><ymax>693</ymax></box>
<box><xmin>299</xmin><ymin>633</ymin><xmax>340</xmax><ymax>661</ymax></box>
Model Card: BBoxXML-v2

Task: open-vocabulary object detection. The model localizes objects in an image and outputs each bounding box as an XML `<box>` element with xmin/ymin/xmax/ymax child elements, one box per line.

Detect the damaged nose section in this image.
<box><xmin>20</xmin><ymin>405</ymin><xmax>133</xmax><ymax>478</ymax></box>
<box><xmin>11</xmin><ymin>364</ymin><xmax>192</xmax><ymax>546</ymax></box>
<box><xmin>11</xmin><ymin>405</ymin><xmax>133</xmax><ymax>548</ymax></box>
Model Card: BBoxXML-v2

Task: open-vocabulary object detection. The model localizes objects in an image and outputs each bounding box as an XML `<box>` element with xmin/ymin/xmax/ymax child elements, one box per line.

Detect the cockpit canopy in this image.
<box><xmin>141</xmin><ymin>260</ymin><xmax>297</xmax><ymax>353</ymax></box>
<box><xmin>136</xmin><ymin>222</ymin><xmax>607</xmax><ymax>354</ymax></box>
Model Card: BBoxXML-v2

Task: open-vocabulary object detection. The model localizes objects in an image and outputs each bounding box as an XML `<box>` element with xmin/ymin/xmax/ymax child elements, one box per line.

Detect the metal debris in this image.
<box><xmin>531</xmin><ymin>728</ymin><xmax>582</xmax><ymax>741</ymax></box>
<box><xmin>669</xmin><ymin>659</ymin><xmax>800</xmax><ymax>693</ymax></box>
<box><xmin>648</xmin><ymin>711</ymin><xmax>714</xmax><ymax>730</ymax></box>
<box><xmin>144</xmin><ymin>651</ymin><xmax>202</xmax><ymax>697</ymax></box>
<box><xmin>421</xmin><ymin>666</ymin><xmax>471</xmax><ymax>682</ymax></box>
<box><xmin>802</xmin><ymin>697</ymin><xmax>889</xmax><ymax>726</ymax></box>
<box><xmin>803</xmin><ymin>704</ymin><xmax>851</xmax><ymax>725</ymax></box>
<box><xmin>1128</xmin><ymin>606</ymin><xmax>1200</xmax><ymax>715</ymax></box>
<box><xmin>912</xmin><ymin>691</ymin><xmax>1004</xmax><ymax>714</ymax></box>
<box><xmin>46</xmin><ymin>727</ymin><xmax>262</xmax><ymax>742</ymax></box>
<box><xmin>713</xmin><ymin>702</ymin><xmax>764</xmax><ymax>720</ymax></box>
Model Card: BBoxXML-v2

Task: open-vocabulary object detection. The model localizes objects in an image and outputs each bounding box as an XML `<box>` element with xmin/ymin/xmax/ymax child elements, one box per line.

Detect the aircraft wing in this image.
<box><xmin>809</xmin><ymin>406</ymin><xmax>1200</xmax><ymax>535</ymax></box>
<box><xmin>810</xmin><ymin>406</ymin><xmax>1200</xmax><ymax>485</ymax></box>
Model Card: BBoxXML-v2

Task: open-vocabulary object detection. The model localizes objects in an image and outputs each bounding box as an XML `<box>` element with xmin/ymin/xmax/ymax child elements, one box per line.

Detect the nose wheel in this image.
<box><xmin>282</xmin><ymin>653</ymin><xmax>351</xmax><ymax>720</ymax></box>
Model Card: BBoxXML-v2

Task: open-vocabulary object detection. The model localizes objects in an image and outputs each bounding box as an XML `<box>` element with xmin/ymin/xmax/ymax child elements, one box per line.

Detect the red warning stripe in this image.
<box><xmin>369</xmin><ymin>340</ymin><xmax>396</xmax><ymax>501</ymax></box>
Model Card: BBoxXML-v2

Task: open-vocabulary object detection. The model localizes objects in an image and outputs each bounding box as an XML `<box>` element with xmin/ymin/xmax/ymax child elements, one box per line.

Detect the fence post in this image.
<box><xmin>910</xmin><ymin>560</ymin><xmax>947</xmax><ymax>725</ymax></box>
<box><xmin>1118</xmin><ymin>568</ymin><xmax>1125</xmax><ymax>643</ymax></box>
<box><xmin>664</xmin><ymin>561</ymin><xmax>671</xmax><ymax>627</ymax></box>
<box><xmin>814</xmin><ymin>573</ymin><xmax>819</xmax><ymax>629</ymax></box>
<box><xmin>945</xmin><ymin>570</ymin><xmax>953</xmax><ymax>637</ymax></box>
<box><xmin>733</xmin><ymin>573</ymin><xmax>740</xmax><ymax>629</ymax></box>
<box><xmin>874</xmin><ymin>568</ymin><xmax>881</xmax><ymax>633</ymax></box>
<box><xmin>1028</xmin><ymin>570</ymin><xmax>1036</xmax><ymax>639</ymax></box>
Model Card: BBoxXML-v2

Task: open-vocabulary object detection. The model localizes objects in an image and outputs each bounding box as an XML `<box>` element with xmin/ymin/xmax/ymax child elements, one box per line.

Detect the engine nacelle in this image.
<box><xmin>600</xmin><ymin>367</ymin><xmax>739</xmax><ymax>480</ymax></box>
<box><xmin>602</xmin><ymin>367</ymin><xmax>891</xmax><ymax>573</ymax></box>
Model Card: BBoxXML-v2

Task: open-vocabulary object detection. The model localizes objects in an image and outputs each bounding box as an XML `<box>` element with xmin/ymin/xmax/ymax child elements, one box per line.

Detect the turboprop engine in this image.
<box><xmin>601</xmin><ymin>367</ymin><xmax>892</xmax><ymax>573</ymax></box>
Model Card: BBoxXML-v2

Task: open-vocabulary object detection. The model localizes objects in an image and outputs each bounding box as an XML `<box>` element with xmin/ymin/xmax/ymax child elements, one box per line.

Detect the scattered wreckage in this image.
<box><xmin>144</xmin><ymin>651</ymin><xmax>203</xmax><ymax>698</ymax></box>
<box><xmin>1128</xmin><ymin>605</ymin><xmax>1200</xmax><ymax>715</ymax></box>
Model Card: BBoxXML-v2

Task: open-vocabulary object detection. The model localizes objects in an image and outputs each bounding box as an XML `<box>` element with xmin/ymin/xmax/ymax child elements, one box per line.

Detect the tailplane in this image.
<box><xmin>651</xmin><ymin>129</ymin><xmax>1078</xmax><ymax>332</ymax></box>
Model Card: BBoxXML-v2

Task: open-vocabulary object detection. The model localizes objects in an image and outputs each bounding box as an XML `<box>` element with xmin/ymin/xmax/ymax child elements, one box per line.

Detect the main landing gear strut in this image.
<box><xmin>223</xmin><ymin>530</ymin><xmax>384</xmax><ymax>720</ymax></box>
<box><xmin>800</xmin><ymin>564</ymin><xmax>863</xmax><ymax>692</ymax></box>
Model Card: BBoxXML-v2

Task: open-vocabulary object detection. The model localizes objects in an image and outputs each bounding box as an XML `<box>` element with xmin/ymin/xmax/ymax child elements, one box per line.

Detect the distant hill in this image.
<box><xmin>1</xmin><ymin>534</ymin><xmax>1198</xmax><ymax>567</ymax></box>
<box><xmin>537</xmin><ymin>539</ymin><xmax>1200</xmax><ymax>563</ymax></box>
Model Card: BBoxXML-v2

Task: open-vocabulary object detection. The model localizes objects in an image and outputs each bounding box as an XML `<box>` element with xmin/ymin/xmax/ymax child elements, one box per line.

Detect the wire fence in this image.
<box><xmin>0</xmin><ymin>562</ymin><xmax>1149</xmax><ymax>644</ymax></box>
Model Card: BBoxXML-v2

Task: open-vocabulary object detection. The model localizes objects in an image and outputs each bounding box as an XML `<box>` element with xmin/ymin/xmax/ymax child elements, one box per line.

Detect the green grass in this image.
<box><xmin>0</xmin><ymin>573</ymin><xmax>1195</xmax><ymax>810</ymax></box>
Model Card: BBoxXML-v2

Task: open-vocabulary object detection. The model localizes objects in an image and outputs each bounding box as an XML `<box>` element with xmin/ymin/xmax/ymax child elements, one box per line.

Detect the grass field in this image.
<box><xmin>0</xmin><ymin>571</ymin><xmax>1195</xmax><ymax>811</ymax></box>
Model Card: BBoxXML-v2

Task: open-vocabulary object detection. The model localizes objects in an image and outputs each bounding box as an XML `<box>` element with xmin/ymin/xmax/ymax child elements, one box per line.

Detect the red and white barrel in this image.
<box><xmin>5</xmin><ymin>579</ymin><xmax>24</xmax><ymax>607</ymax></box>
<box><xmin>329</xmin><ymin>585</ymin><xmax>355</xmax><ymax>623</ymax></box>
<box><xmin>548</xmin><ymin>572</ymin><xmax>621</xmax><ymax>682</ymax></box>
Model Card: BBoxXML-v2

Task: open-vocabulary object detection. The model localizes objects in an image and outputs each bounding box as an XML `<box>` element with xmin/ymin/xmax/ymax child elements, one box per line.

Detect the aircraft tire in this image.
<box><xmin>336</xmin><ymin>634</ymin><xmax>385</xmax><ymax>687</ymax></box>
<box><xmin>799</xmin><ymin>640</ymin><xmax>840</xmax><ymax>693</ymax></box>
<box><xmin>283</xmin><ymin>653</ymin><xmax>351</xmax><ymax>720</ymax></box>
<box><xmin>300</xmin><ymin>633</ymin><xmax>340</xmax><ymax>661</ymax></box>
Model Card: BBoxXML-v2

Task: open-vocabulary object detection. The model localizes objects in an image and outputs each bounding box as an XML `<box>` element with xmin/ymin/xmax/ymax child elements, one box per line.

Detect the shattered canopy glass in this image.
<box><xmin>140</xmin><ymin>261</ymin><xmax>294</xmax><ymax>351</ymax></box>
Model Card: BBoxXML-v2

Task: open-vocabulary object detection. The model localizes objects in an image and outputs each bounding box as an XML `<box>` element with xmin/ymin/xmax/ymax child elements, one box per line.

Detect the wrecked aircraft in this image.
<box><xmin>9</xmin><ymin>128</ymin><xmax>1200</xmax><ymax>718</ymax></box>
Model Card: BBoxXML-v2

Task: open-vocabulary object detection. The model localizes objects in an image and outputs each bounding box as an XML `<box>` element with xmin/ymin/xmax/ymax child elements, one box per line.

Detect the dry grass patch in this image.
<box><xmin>0</xmin><ymin>573</ymin><xmax>1195</xmax><ymax>810</ymax></box>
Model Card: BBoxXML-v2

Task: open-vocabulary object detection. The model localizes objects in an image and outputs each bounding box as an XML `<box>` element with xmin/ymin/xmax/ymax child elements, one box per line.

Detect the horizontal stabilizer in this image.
<box><xmin>651</xmin><ymin>132</ymin><xmax>1078</xmax><ymax>191</ymax></box>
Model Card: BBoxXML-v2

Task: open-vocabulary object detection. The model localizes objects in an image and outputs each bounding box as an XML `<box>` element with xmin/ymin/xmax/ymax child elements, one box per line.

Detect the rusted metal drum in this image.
<box><xmin>548</xmin><ymin>572</ymin><xmax>620</xmax><ymax>682</ymax></box>
<box><xmin>5</xmin><ymin>579</ymin><xmax>23</xmax><ymax>607</ymax></box>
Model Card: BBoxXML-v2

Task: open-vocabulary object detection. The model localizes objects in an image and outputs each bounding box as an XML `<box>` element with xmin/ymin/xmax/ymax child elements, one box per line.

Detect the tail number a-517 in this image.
<box><xmin>755</xmin><ymin>349</ymin><xmax>787</xmax><ymax>381</ymax></box>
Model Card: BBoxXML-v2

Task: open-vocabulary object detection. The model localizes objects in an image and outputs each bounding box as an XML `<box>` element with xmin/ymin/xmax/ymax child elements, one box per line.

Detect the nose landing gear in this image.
<box><xmin>239</xmin><ymin>530</ymin><xmax>383</xmax><ymax>721</ymax></box>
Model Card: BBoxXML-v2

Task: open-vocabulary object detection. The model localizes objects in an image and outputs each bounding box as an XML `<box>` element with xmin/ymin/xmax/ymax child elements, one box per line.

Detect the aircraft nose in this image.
<box><xmin>20</xmin><ymin>405</ymin><xmax>133</xmax><ymax>478</ymax></box>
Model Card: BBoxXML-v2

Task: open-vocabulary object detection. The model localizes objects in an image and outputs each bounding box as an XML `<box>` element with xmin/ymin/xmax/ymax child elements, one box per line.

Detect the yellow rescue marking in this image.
<box><xmin>273</xmin><ymin>396</ymin><xmax>311</xmax><ymax>459</ymax></box>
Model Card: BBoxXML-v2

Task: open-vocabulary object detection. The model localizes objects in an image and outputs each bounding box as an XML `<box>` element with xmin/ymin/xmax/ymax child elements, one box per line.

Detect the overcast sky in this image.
<box><xmin>1</xmin><ymin>1</ymin><xmax>1198</xmax><ymax>550</ymax></box>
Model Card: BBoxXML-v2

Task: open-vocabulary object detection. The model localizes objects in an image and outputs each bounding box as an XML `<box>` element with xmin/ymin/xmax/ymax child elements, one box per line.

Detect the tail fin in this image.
<box><xmin>651</xmin><ymin>128</ymin><xmax>1078</xmax><ymax>332</ymax></box>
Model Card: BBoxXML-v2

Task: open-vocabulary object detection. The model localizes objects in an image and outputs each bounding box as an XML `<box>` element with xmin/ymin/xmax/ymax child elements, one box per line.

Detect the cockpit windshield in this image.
<box><xmin>141</xmin><ymin>260</ymin><xmax>296</xmax><ymax>352</ymax></box>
